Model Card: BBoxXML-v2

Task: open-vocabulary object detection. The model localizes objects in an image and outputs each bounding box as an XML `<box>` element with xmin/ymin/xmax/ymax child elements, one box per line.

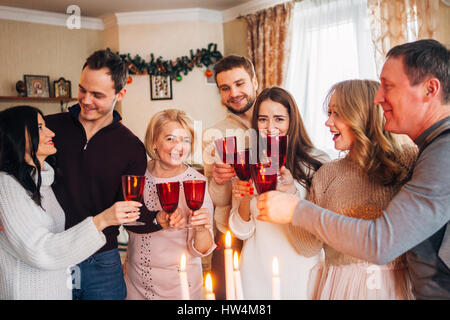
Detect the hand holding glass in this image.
<box><xmin>183</xmin><ymin>180</ymin><xmax>206</xmax><ymax>229</ymax></box>
<box><xmin>156</xmin><ymin>182</ymin><xmax>182</xmax><ymax>229</ymax></box>
<box><xmin>121</xmin><ymin>175</ymin><xmax>146</xmax><ymax>226</ymax></box>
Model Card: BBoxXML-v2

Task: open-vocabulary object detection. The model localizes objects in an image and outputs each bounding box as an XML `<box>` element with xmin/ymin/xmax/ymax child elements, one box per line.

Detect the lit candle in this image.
<box><xmin>272</xmin><ymin>257</ymin><xmax>280</xmax><ymax>300</ymax></box>
<box><xmin>179</xmin><ymin>253</ymin><xmax>190</xmax><ymax>300</ymax></box>
<box><xmin>224</xmin><ymin>230</ymin><xmax>236</xmax><ymax>300</ymax></box>
<box><xmin>233</xmin><ymin>251</ymin><xmax>244</xmax><ymax>300</ymax></box>
<box><xmin>205</xmin><ymin>273</ymin><xmax>215</xmax><ymax>300</ymax></box>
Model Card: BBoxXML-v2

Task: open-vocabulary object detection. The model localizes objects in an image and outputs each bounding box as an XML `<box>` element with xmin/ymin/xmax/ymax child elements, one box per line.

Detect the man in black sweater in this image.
<box><xmin>46</xmin><ymin>49</ymin><xmax>156</xmax><ymax>300</ymax></box>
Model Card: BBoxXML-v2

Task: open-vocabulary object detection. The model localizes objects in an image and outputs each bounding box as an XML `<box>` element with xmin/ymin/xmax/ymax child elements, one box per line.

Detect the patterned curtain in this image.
<box><xmin>367</xmin><ymin>0</ymin><xmax>440</xmax><ymax>75</ymax></box>
<box><xmin>245</xmin><ymin>1</ymin><xmax>294</xmax><ymax>93</ymax></box>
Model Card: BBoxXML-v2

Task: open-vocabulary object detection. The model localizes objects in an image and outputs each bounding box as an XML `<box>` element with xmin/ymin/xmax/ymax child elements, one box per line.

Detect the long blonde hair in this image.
<box><xmin>144</xmin><ymin>109</ymin><xmax>195</xmax><ymax>160</ymax></box>
<box><xmin>324</xmin><ymin>80</ymin><xmax>405</xmax><ymax>185</ymax></box>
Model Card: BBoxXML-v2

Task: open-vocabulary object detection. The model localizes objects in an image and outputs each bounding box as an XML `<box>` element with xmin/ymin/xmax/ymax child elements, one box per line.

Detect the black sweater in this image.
<box><xmin>46</xmin><ymin>104</ymin><xmax>153</xmax><ymax>253</ymax></box>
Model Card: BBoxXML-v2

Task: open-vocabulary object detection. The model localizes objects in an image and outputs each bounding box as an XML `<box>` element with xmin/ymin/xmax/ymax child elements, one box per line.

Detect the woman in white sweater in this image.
<box><xmin>229</xmin><ymin>87</ymin><xmax>329</xmax><ymax>299</ymax></box>
<box><xmin>0</xmin><ymin>106</ymin><xmax>142</xmax><ymax>299</ymax></box>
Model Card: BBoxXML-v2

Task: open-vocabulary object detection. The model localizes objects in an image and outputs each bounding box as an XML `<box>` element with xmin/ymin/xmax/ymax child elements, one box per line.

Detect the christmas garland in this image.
<box><xmin>118</xmin><ymin>43</ymin><xmax>223</xmax><ymax>82</ymax></box>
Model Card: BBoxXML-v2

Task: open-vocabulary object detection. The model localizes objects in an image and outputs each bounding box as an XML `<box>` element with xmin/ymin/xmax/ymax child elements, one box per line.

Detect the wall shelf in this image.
<box><xmin>0</xmin><ymin>96</ymin><xmax>77</xmax><ymax>112</ymax></box>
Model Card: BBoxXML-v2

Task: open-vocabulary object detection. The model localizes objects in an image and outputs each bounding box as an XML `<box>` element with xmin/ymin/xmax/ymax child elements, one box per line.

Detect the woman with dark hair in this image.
<box><xmin>228</xmin><ymin>87</ymin><xmax>329</xmax><ymax>299</ymax></box>
<box><xmin>0</xmin><ymin>106</ymin><xmax>141</xmax><ymax>299</ymax></box>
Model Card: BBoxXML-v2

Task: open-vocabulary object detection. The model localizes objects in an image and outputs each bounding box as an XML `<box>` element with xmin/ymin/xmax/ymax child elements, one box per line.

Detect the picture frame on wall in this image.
<box><xmin>24</xmin><ymin>75</ymin><xmax>50</xmax><ymax>98</ymax></box>
<box><xmin>53</xmin><ymin>77</ymin><xmax>71</xmax><ymax>98</ymax></box>
<box><xmin>150</xmin><ymin>75</ymin><xmax>173</xmax><ymax>100</ymax></box>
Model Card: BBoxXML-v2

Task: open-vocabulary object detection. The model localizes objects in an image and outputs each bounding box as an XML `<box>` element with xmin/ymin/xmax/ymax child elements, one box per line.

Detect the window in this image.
<box><xmin>286</xmin><ymin>0</ymin><xmax>378</xmax><ymax>158</ymax></box>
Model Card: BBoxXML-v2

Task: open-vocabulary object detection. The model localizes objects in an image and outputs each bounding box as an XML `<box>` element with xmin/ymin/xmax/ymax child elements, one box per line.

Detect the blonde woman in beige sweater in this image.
<box><xmin>289</xmin><ymin>80</ymin><xmax>417</xmax><ymax>300</ymax></box>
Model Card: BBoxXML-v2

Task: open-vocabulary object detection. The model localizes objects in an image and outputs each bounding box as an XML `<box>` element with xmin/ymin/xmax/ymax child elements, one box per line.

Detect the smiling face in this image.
<box><xmin>257</xmin><ymin>99</ymin><xmax>290</xmax><ymax>137</ymax></box>
<box><xmin>78</xmin><ymin>66</ymin><xmax>125</xmax><ymax>126</ymax></box>
<box><xmin>153</xmin><ymin>121</ymin><xmax>192</xmax><ymax>168</ymax></box>
<box><xmin>25</xmin><ymin>113</ymin><xmax>57</xmax><ymax>166</ymax></box>
<box><xmin>216</xmin><ymin>67</ymin><xmax>258</xmax><ymax>115</ymax></box>
<box><xmin>374</xmin><ymin>57</ymin><xmax>427</xmax><ymax>139</ymax></box>
<box><xmin>325</xmin><ymin>93</ymin><xmax>355</xmax><ymax>152</ymax></box>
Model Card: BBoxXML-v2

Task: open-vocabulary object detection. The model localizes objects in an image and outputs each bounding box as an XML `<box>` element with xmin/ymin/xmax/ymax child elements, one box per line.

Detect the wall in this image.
<box><xmin>439</xmin><ymin>1</ymin><xmax>450</xmax><ymax>47</ymax></box>
<box><xmin>112</xmin><ymin>20</ymin><xmax>227</xmax><ymax>147</ymax></box>
<box><xmin>223</xmin><ymin>18</ymin><xmax>248</xmax><ymax>57</ymax></box>
<box><xmin>0</xmin><ymin>19</ymin><xmax>103</xmax><ymax>114</ymax></box>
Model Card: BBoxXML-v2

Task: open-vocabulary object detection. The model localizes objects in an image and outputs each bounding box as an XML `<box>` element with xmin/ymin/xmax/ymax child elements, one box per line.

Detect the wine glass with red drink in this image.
<box><xmin>183</xmin><ymin>180</ymin><xmax>206</xmax><ymax>229</ymax></box>
<box><xmin>266</xmin><ymin>135</ymin><xmax>288</xmax><ymax>169</ymax></box>
<box><xmin>250</xmin><ymin>162</ymin><xmax>278</xmax><ymax>194</ymax></box>
<box><xmin>156</xmin><ymin>182</ymin><xmax>180</xmax><ymax>230</ymax></box>
<box><xmin>214</xmin><ymin>136</ymin><xmax>237</xmax><ymax>164</ymax></box>
<box><xmin>233</xmin><ymin>149</ymin><xmax>252</xmax><ymax>181</ymax></box>
<box><xmin>121</xmin><ymin>175</ymin><xmax>146</xmax><ymax>226</ymax></box>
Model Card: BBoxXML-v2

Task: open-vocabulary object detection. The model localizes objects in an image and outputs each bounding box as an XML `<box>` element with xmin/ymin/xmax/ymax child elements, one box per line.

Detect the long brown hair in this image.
<box><xmin>324</xmin><ymin>80</ymin><xmax>405</xmax><ymax>185</ymax></box>
<box><xmin>252</xmin><ymin>86</ymin><xmax>323</xmax><ymax>189</ymax></box>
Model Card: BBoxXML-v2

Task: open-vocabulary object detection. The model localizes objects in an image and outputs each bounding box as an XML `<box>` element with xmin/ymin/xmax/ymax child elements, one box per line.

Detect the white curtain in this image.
<box><xmin>286</xmin><ymin>0</ymin><xmax>378</xmax><ymax>159</ymax></box>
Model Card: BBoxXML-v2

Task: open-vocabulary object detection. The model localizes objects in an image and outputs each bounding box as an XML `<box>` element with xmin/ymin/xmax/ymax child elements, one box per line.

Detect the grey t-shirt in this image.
<box><xmin>293</xmin><ymin>116</ymin><xmax>450</xmax><ymax>299</ymax></box>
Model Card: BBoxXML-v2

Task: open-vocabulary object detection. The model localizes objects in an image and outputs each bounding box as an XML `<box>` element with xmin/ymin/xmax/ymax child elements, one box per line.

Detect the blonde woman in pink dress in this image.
<box><xmin>124</xmin><ymin>109</ymin><xmax>216</xmax><ymax>300</ymax></box>
<box><xmin>288</xmin><ymin>80</ymin><xmax>417</xmax><ymax>299</ymax></box>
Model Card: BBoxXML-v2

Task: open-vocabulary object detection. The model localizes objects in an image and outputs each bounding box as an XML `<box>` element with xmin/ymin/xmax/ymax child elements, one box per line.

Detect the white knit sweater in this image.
<box><xmin>0</xmin><ymin>162</ymin><xmax>106</xmax><ymax>300</ymax></box>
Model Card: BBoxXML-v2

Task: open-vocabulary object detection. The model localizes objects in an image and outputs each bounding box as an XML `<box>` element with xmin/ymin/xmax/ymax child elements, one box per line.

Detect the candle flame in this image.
<box><xmin>180</xmin><ymin>253</ymin><xmax>186</xmax><ymax>272</ymax></box>
<box><xmin>225</xmin><ymin>230</ymin><xmax>232</xmax><ymax>249</ymax></box>
<box><xmin>233</xmin><ymin>251</ymin><xmax>239</xmax><ymax>270</ymax></box>
<box><xmin>205</xmin><ymin>273</ymin><xmax>213</xmax><ymax>292</ymax></box>
<box><xmin>133</xmin><ymin>176</ymin><xmax>137</xmax><ymax>188</ymax></box>
<box><xmin>272</xmin><ymin>257</ymin><xmax>279</xmax><ymax>276</ymax></box>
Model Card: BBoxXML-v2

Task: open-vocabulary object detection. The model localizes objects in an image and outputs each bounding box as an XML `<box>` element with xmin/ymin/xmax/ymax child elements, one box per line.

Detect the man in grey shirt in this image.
<box><xmin>257</xmin><ymin>39</ymin><xmax>450</xmax><ymax>299</ymax></box>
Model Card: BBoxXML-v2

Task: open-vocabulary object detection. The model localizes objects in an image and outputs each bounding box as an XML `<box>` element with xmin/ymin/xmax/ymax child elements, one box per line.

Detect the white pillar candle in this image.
<box><xmin>233</xmin><ymin>251</ymin><xmax>244</xmax><ymax>300</ymax></box>
<box><xmin>179</xmin><ymin>253</ymin><xmax>190</xmax><ymax>300</ymax></box>
<box><xmin>205</xmin><ymin>273</ymin><xmax>215</xmax><ymax>300</ymax></box>
<box><xmin>224</xmin><ymin>231</ymin><xmax>236</xmax><ymax>300</ymax></box>
<box><xmin>272</xmin><ymin>257</ymin><xmax>281</xmax><ymax>300</ymax></box>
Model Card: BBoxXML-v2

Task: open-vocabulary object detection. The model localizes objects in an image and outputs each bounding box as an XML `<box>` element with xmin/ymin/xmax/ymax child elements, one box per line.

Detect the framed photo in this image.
<box><xmin>53</xmin><ymin>77</ymin><xmax>71</xmax><ymax>98</ymax></box>
<box><xmin>150</xmin><ymin>75</ymin><xmax>173</xmax><ymax>100</ymax></box>
<box><xmin>24</xmin><ymin>75</ymin><xmax>50</xmax><ymax>98</ymax></box>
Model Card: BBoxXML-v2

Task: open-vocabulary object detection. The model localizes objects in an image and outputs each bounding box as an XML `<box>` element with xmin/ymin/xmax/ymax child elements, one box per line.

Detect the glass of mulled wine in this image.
<box><xmin>121</xmin><ymin>175</ymin><xmax>146</xmax><ymax>226</ymax></box>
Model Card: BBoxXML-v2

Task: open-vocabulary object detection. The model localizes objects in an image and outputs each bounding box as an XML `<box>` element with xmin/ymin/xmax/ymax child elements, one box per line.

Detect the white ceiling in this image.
<box><xmin>0</xmin><ymin>0</ymin><xmax>256</xmax><ymax>17</ymax></box>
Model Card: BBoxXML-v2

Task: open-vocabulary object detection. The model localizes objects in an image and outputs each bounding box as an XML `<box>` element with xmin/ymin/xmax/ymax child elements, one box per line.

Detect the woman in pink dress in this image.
<box><xmin>124</xmin><ymin>109</ymin><xmax>215</xmax><ymax>300</ymax></box>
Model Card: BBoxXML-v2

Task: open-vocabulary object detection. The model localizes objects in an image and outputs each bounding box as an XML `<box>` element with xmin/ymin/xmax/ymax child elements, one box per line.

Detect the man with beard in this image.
<box><xmin>202</xmin><ymin>55</ymin><xmax>258</xmax><ymax>299</ymax></box>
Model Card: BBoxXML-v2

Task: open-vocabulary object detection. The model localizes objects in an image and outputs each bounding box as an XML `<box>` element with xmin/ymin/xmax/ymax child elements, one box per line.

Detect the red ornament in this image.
<box><xmin>205</xmin><ymin>69</ymin><xmax>213</xmax><ymax>78</ymax></box>
<box><xmin>127</xmin><ymin>76</ymin><xmax>133</xmax><ymax>84</ymax></box>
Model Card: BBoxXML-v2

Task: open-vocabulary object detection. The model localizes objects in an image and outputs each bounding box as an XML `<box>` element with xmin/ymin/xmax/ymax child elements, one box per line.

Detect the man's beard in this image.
<box><xmin>225</xmin><ymin>94</ymin><xmax>256</xmax><ymax>115</ymax></box>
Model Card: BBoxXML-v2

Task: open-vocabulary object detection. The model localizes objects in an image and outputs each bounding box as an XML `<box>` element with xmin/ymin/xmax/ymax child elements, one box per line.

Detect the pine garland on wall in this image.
<box><xmin>118</xmin><ymin>43</ymin><xmax>223</xmax><ymax>82</ymax></box>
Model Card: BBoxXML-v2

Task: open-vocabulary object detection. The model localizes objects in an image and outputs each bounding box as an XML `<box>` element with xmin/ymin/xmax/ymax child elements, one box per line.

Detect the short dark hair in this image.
<box><xmin>82</xmin><ymin>48</ymin><xmax>128</xmax><ymax>94</ymax></box>
<box><xmin>387</xmin><ymin>39</ymin><xmax>449</xmax><ymax>104</ymax></box>
<box><xmin>214</xmin><ymin>55</ymin><xmax>256</xmax><ymax>84</ymax></box>
<box><xmin>0</xmin><ymin>106</ymin><xmax>45</xmax><ymax>207</ymax></box>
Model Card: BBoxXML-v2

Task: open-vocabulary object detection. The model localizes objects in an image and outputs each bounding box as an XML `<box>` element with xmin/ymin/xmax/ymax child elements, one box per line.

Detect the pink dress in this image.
<box><xmin>125</xmin><ymin>166</ymin><xmax>216</xmax><ymax>300</ymax></box>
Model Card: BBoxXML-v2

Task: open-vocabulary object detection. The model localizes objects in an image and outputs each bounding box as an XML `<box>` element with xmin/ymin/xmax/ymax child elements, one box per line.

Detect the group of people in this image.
<box><xmin>0</xmin><ymin>38</ymin><xmax>448</xmax><ymax>300</ymax></box>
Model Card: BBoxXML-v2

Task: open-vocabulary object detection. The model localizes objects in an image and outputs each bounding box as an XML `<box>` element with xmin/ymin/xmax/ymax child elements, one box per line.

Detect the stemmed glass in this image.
<box><xmin>183</xmin><ymin>180</ymin><xmax>206</xmax><ymax>229</ymax></box>
<box><xmin>266</xmin><ymin>135</ymin><xmax>288</xmax><ymax>170</ymax></box>
<box><xmin>121</xmin><ymin>175</ymin><xmax>146</xmax><ymax>226</ymax></box>
<box><xmin>250</xmin><ymin>162</ymin><xmax>278</xmax><ymax>195</ymax></box>
<box><xmin>214</xmin><ymin>136</ymin><xmax>237</xmax><ymax>164</ymax></box>
<box><xmin>259</xmin><ymin>134</ymin><xmax>288</xmax><ymax>184</ymax></box>
<box><xmin>233</xmin><ymin>149</ymin><xmax>252</xmax><ymax>181</ymax></box>
<box><xmin>156</xmin><ymin>181</ymin><xmax>180</xmax><ymax>230</ymax></box>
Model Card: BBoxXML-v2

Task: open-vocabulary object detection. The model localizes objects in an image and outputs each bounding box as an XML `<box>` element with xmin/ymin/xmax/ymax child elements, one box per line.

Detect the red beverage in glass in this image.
<box><xmin>214</xmin><ymin>136</ymin><xmax>237</xmax><ymax>164</ymax></box>
<box><xmin>122</xmin><ymin>175</ymin><xmax>145</xmax><ymax>202</ymax></box>
<box><xmin>265</xmin><ymin>135</ymin><xmax>288</xmax><ymax>169</ymax></box>
<box><xmin>233</xmin><ymin>149</ymin><xmax>251</xmax><ymax>181</ymax></box>
<box><xmin>121</xmin><ymin>175</ymin><xmax>146</xmax><ymax>226</ymax></box>
<box><xmin>183</xmin><ymin>180</ymin><xmax>206</xmax><ymax>211</ymax></box>
<box><xmin>250</xmin><ymin>163</ymin><xmax>277</xmax><ymax>194</ymax></box>
<box><xmin>156</xmin><ymin>182</ymin><xmax>180</xmax><ymax>214</ymax></box>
